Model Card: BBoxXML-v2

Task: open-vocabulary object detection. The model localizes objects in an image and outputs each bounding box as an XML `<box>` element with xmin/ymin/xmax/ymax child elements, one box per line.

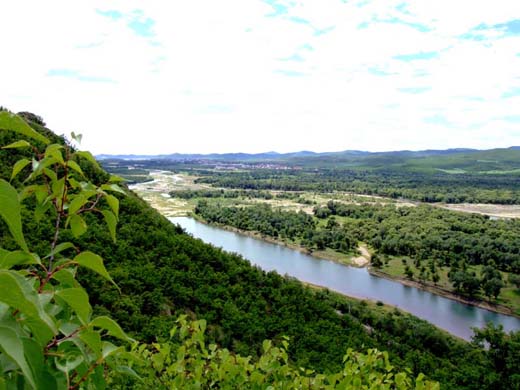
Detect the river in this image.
<box><xmin>171</xmin><ymin>216</ymin><xmax>520</xmax><ymax>341</ymax></box>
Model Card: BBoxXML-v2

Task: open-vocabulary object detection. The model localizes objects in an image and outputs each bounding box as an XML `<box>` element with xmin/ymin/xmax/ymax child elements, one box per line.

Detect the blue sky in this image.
<box><xmin>1</xmin><ymin>0</ymin><xmax>519</xmax><ymax>154</ymax></box>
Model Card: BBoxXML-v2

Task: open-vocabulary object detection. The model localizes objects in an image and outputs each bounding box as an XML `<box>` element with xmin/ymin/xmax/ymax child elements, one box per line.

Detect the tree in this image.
<box><xmin>509</xmin><ymin>273</ymin><xmax>520</xmax><ymax>289</ymax></box>
<box><xmin>481</xmin><ymin>265</ymin><xmax>504</xmax><ymax>300</ymax></box>
<box><xmin>482</xmin><ymin>277</ymin><xmax>505</xmax><ymax>300</ymax></box>
<box><xmin>0</xmin><ymin>112</ymin><xmax>132</xmax><ymax>388</ymax></box>
<box><xmin>449</xmin><ymin>270</ymin><xmax>480</xmax><ymax>297</ymax></box>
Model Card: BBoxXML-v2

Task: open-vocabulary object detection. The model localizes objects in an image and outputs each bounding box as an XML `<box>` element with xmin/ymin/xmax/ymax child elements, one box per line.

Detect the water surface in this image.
<box><xmin>172</xmin><ymin>217</ymin><xmax>520</xmax><ymax>340</ymax></box>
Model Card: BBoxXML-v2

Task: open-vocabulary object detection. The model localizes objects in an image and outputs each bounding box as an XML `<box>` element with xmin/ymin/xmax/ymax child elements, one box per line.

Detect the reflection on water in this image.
<box><xmin>171</xmin><ymin>217</ymin><xmax>520</xmax><ymax>341</ymax></box>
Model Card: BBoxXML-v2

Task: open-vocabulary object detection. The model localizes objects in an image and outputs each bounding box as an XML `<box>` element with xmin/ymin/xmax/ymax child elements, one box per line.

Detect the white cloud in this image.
<box><xmin>0</xmin><ymin>0</ymin><xmax>519</xmax><ymax>154</ymax></box>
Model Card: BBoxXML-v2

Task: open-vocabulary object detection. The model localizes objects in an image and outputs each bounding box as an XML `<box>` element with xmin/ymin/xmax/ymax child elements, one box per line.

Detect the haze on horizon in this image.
<box><xmin>1</xmin><ymin>1</ymin><xmax>519</xmax><ymax>155</ymax></box>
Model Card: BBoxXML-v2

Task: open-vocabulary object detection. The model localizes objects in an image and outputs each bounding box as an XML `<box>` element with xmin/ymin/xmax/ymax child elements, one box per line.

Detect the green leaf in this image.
<box><xmin>0</xmin><ymin>326</ymin><xmax>37</xmax><ymax>389</ymax></box>
<box><xmin>66</xmin><ymin>160</ymin><xmax>84</xmax><ymax>176</ymax></box>
<box><xmin>105</xmin><ymin>194</ymin><xmax>119</xmax><ymax>219</ymax></box>
<box><xmin>51</xmin><ymin>178</ymin><xmax>65</xmax><ymax>202</ymax></box>
<box><xmin>55</xmin><ymin>344</ymin><xmax>84</xmax><ymax>374</ymax></box>
<box><xmin>22</xmin><ymin>336</ymin><xmax>56</xmax><ymax>389</ymax></box>
<box><xmin>44</xmin><ymin>144</ymin><xmax>64</xmax><ymax>164</ymax></box>
<box><xmin>100</xmin><ymin>183</ymin><xmax>126</xmax><ymax>195</ymax></box>
<box><xmin>75</xmin><ymin>151</ymin><xmax>101</xmax><ymax>171</ymax></box>
<box><xmin>102</xmin><ymin>341</ymin><xmax>124</xmax><ymax>359</ymax></box>
<box><xmin>109</xmin><ymin>175</ymin><xmax>125</xmax><ymax>183</ymax></box>
<box><xmin>11</xmin><ymin>158</ymin><xmax>31</xmax><ymax>181</ymax></box>
<box><xmin>0</xmin><ymin>179</ymin><xmax>28</xmax><ymax>252</ymax></box>
<box><xmin>27</xmin><ymin>156</ymin><xmax>58</xmax><ymax>182</ymax></box>
<box><xmin>42</xmin><ymin>168</ymin><xmax>58</xmax><ymax>183</ymax></box>
<box><xmin>0</xmin><ymin>112</ymin><xmax>50</xmax><ymax>145</ymax></box>
<box><xmin>34</xmin><ymin>201</ymin><xmax>52</xmax><ymax>223</ymax></box>
<box><xmin>68</xmin><ymin>194</ymin><xmax>87</xmax><ymax>214</ymax></box>
<box><xmin>51</xmin><ymin>269</ymin><xmax>77</xmax><ymax>288</ymax></box>
<box><xmin>55</xmin><ymin>288</ymin><xmax>92</xmax><ymax>325</ymax></box>
<box><xmin>0</xmin><ymin>270</ymin><xmax>56</xmax><ymax>344</ymax></box>
<box><xmin>72</xmin><ymin>251</ymin><xmax>116</xmax><ymax>287</ymax></box>
<box><xmin>79</xmin><ymin>329</ymin><xmax>102</xmax><ymax>358</ymax></box>
<box><xmin>115</xmin><ymin>365</ymin><xmax>142</xmax><ymax>381</ymax></box>
<box><xmin>45</xmin><ymin>242</ymin><xmax>75</xmax><ymax>260</ymax></box>
<box><xmin>102</xmin><ymin>210</ymin><xmax>117</xmax><ymax>243</ymax></box>
<box><xmin>0</xmin><ymin>251</ymin><xmax>40</xmax><ymax>270</ymax></box>
<box><xmin>69</xmin><ymin>214</ymin><xmax>87</xmax><ymax>238</ymax></box>
<box><xmin>2</xmin><ymin>140</ymin><xmax>31</xmax><ymax>149</ymax></box>
<box><xmin>90</xmin><ymin>316</ymin><xmax>134</xmax><ymax>342</ymax></box>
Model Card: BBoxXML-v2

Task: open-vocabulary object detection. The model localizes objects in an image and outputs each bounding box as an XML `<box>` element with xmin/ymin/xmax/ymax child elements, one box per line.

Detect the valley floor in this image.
<box><xmin>129</xmin><ymin>170</ymin><xmax>520</xmax><ymax>318</ymax></box>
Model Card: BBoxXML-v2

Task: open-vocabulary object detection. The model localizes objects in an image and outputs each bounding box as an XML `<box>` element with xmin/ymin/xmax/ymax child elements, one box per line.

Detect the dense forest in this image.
<box><xmin>194</xmin><ymin>169</ymin><xmax>520</xmax><ymax>204</ymax></box>
<box><xmin>194</xmin><ymin>200</ymin><xmax>520</xmax><ymax>307</ymax></box>
<box><xmin>1</xmin><ymin>111</ymin><xmax>520</xmax><ymax>388</ymax></box>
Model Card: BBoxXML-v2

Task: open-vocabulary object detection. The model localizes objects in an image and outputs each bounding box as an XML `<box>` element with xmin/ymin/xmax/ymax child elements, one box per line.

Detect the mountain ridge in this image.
<box><xmin>97</xmin><ymin>147</ymin><xmax>520</xmax><ymax>161</ymax></box>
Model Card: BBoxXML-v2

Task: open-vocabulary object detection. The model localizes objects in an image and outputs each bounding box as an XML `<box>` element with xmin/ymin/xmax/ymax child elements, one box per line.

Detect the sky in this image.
<box><xmin>1</xmin><ymin>0</ymin><xmax>519</xmax><ymax>155</ymax></box>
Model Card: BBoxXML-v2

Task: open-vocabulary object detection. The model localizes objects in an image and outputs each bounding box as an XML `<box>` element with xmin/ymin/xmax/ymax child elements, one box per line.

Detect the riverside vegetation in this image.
<box><xmin>0</xmin><ymin>110</ymin><xmax>519</xmax><ymax>388</ymax></box>
<box><xmin>191</xmin><ymin>199</ymin><xmax>520</xmax><ymax>315</ymax></box>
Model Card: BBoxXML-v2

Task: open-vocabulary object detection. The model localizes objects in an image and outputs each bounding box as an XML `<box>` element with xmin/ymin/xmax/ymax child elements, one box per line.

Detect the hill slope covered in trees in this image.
<box><xmin>0</xmin><ymin>110</ymin><xmax>519</xmax><ymax>389</ymax></box>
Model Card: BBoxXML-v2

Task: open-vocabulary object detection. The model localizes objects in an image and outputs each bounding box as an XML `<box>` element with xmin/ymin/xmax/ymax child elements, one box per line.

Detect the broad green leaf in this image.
<box><xmin>2</xmin><ymin>140</ymin><xmax>31</xmax><ymax>149</ymax></box>
<box><xmin>75</xmin><ymin>151</ymin><xmax>101</xmax><ymax>171</ymax></box>
<box><xmin>51</xmin><ymin>178</ymin><xmax>65</xmax><ymax>202</ymax></box>
<box><xmin>102</xmin><ymin>210</ymin><xmax>117</xmax><ymax>243</ymax></box>
<box><xmin>0</xmin><ymin>111</ymin><xmax>50</xmax><ymax>145</ymax></box>
<box><xmin>42</xmin><ymin>168</ymin><xmax>57</xmax><ymax>183</ymax></box>
<box><xmin>0</xmin><ymin>271</ymin><xmax>56</xmax><ymax>344</ymax></box>
<box><xmin>69</xmin><ymin>214</ymin><xmax>87</xmax><ymax>238</ymax></box>
<box><xmin>0</xmin><ymin>251</ymin><xmax>40</xmax><ymax>270</ymax></box>
<box><xmin>24</xmin><ymin>184</ymin><xmax>48</xmax><ymax>204</ymax></box>
<box><xmin>34</xmin><ymin>201</ymin><xmax>52</xmax><ymax>223</ymax></box>
<box><xmin>55</xmin><ymin>343</ymin><xmax>84</xmax><ymax>374</ymax></box>
<box><xmin>72</xmin><ymin>251</ymin><xmax>116</xmax><ymax>286</ymax></box>
<box><xmin>68</xmin><ymin>194</ymin><xmax>87</xmax><ymax>214</ymax></box>
<box><xmin>55</xmin><ymin>288</ymin><xmax>92</xmax><ymax>325</ymax></box>
<box><xmin>68</xmin><ymin>177</ymin><xmax>81</xmax><ymax>189</ymax></box>
<box><xmin>11</xmin><ymin>158</ymin><xmax>31</xmax><ymax>181</ymax></box>
<box><xmin>79</xmin><ymin>329</ymin><xmax>102</xmax><ymax>358</ymax></box>
<box><xmin>51</xmin><ymin>268</ymin><xmax>77</xmax><ymax>288</ymax></box>
<box><xmin>109</xmin><ymin>175</ymin><xmax>125</xmax><ymax>183</ymax></box>
<box><xmin>0</xmin><ymin>179</ymin><xmax>28</xmax><ymax>252</ymax></box>
<box><xmin>22</xmin><ymin>336</ymin><xmax>54</xmax><ymax>389</ymax></box>
<box><xmin>105</xmin><ymin>194</ymin><xmax>119</xmax><ymax>219</ymax></box>
<box><xmin>66</xmin><ymin>160</ymin><xmax>84</xmax><ymax>176</ymax></box>
<box><xmin>45</xmin><ymin>242</ymin><xmax>75</xmax><ymax>260</ymax></box>
<box><xmin>115</xmin><ymin>365</ymin><xmax>142</xmax><ymax>381</ymax></box>
<box><xmin>90</xmin><ymin>316</ymin><xmax>133</xmax><ymax>342</ymax></box>
<box><xmin>102</xmin><ymin>341</ymin><xmax>124</xmax><ymax>359</ymax></box>
<box><xmin>44</xmin><ymin>144</ymin><xmax>64</xmax><ymax>164</ymax></box>
<box><xmin>101</xmin><ymin>183</ymin><xmax>126</xmax><ymax>195</ymax></box>
<box><xmin>0</xmin><ymin>326</ymin><xmax>37</xmax><ymax>389</ymax></box>
<box><xmin>27</xmin><ymin>156</ymin><xmax>58</xmax><ymax>182</ymax></box>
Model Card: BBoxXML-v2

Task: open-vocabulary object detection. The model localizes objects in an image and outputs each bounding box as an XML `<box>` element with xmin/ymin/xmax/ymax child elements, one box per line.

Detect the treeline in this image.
<box><xmin>195</xmin><ymin>169</ymin><xmax>520</xmax><ymax>204</ymax></box>
<box><xmin>315</xmin><ymin>201</ymin><xmax>520</xmax><ymax>274</ymax></box>
<box><xmin>170</xmin><ymin>188</ymin><xmax>274</xmax><ymax>199</ymax></box>
<box><xmin>1</xmin><ymin>113</ymin><xmax>519</xmax><ymax>388</ymax></box>
<box><xmin>194</xmin><ymin>199</ymin><xmax>519</xmax><ymax>301</ymax></box>
<box><xmin>195</xmin><ymin>201</ymin><xmax>356</xmax><ymax>253</ymax></box>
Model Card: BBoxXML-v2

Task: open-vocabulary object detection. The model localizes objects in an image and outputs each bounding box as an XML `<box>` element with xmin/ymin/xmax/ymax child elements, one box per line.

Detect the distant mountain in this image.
<box><xmin>97</xmin><ymin>147</ymin><xmax>520</xmax><ymax>174</ymax></box>
<box><xmin>96</xmin><ymin>148</ymin><xmax>481</xmax><ymax>161</ymax></box>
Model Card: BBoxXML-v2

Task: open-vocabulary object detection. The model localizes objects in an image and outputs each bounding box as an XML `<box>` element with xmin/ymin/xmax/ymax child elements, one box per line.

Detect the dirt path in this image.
<box><xmin>351</xmin><ymin>244</ymin><xmax>371</xmax><ymax>267</ymax></box>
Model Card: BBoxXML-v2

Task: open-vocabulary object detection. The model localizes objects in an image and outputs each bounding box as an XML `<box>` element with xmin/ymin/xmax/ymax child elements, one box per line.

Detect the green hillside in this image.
<box><xmin>0</xmin><ymin>110</ymin><xmax>519</xmax><ymax>389</ymax></box>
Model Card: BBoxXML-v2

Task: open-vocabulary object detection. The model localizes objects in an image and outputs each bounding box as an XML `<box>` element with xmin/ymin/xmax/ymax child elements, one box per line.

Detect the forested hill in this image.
<box><xmin>1</xmin><ymin>110</ymin><xmax>519</xmax><ymax>389</ymax></box>
<box><xmin>98</xmin><ymin>146</ymin><xmax>520</xmax><ymax>174</ymax></box>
